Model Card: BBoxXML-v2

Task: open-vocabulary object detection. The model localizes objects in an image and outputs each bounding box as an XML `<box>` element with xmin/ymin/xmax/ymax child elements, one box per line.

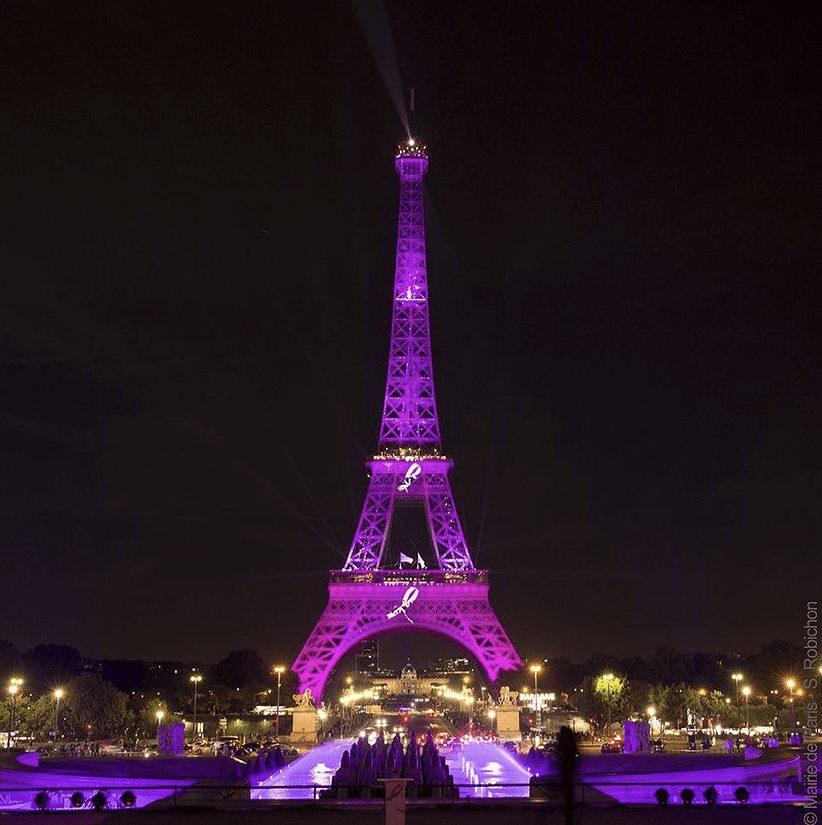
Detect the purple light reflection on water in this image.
<box><xmin>253</xmin><ymin>740</ymin><xmax>532</xmax><ymax>800</ymax></box>
<box><xmin>253</xmin><ymin>740</ymin><xmax>803</xmax><ymax>805</ymax></box>
<box><xmin>443</xmin><ymin>742</ymin><xmax>530</xmax><ymax>798</ymax></box>
<box><xmin>253</xmin><ymin>740</ymin><xmax>353</xmax><ymax>800</ymax></box>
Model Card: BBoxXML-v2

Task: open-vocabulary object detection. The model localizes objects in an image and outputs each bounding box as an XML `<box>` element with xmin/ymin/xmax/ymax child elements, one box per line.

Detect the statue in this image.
<box><xmin>293</xmin><ymin>688</ymin><xmax>316</xmax><ymax>709</ymax></box>
<box><xmin>498</xmin><ymin>685</ymin><xmax>518</xmax><ymax>706</ymax></box>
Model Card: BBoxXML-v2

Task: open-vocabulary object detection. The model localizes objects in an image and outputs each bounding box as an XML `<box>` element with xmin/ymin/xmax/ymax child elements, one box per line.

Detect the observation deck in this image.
<box><xmin>395</xmin><ymin>137</ymin><xmax>428</xmax><ymax>159</ymax></box>
<box><xmin>330</xmin><ymin>569</ymin><xmax>488</xmax><ymax>586</ymax></box>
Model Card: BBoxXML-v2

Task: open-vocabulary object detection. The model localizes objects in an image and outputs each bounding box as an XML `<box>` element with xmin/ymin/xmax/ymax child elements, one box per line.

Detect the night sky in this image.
<box><xmin>2</xmin><ymin>2</ymin><xmax>819</xmax><ymax>669</ymax></box>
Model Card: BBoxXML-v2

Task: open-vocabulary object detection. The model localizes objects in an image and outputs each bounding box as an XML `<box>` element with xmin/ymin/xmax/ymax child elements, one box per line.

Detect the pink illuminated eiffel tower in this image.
<box><xmin>292</xmin><ymin>138</ymin><xmax>521</xmax><ymax>702</ymax></box>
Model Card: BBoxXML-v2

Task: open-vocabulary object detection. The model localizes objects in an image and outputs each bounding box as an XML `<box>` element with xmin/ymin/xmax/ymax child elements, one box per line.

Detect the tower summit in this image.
<box><xmin>291</xmin><ymin>139</ymin><xmax>521</xmax><ymax>702</ymax></box>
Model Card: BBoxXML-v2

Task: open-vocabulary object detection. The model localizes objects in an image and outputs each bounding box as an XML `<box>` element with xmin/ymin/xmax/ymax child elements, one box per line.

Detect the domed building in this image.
<box><xmin>379</xmin><ymin>662</ymin><xmax>444</xmax><ymax>697</ymax></box>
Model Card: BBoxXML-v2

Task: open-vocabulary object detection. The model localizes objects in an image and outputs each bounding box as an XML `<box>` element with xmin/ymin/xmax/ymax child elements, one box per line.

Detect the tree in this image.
<box><xmin>576</xmin><ymin>673</ymin><xmax>632</xmax><ymax>730</ymax></box>
<box><xmin>595</xmin><ymin>673</ymin><xmax>630</xmax><ymax>727</ymax></box>
<box><xmin>651</xmin><ymin>683</ymin><xmax>704</xmax><ymax>729</ymax></box>
<box><xmin>134</xmin><ymin>696</ymin><xmax>182</xmax><ymax>739</ymax></box>
<box><xmin>61</xmin><ymin>673</ymin><xmax>130</xmax><ymax>739</ymax></box>
<box><xmin>701</xmin><ymin>690</ymin><xmax>727</xmax><ymax>728</ymax></box>
<box><xmin>582</xmin><ymin>654</ymin><xmax>621</xmax><ymax>678</ymax></box>
<box><xmin>22</xmin><ymin>694</ymin><xmax>57</xmax><ymax>739</ymax></box>
<box><xmin>213</xmin><ymin>649</ymin><xmax>269</xmax><ymax>690</ymax></box>
<box><xmin>748</xmin><ymin>641</ymin><xmax>803</xmax><ymax>688</ymax></box>
<box><xmin>629</xmin><ymin>680</ymin><xmax>653</xmax><ymax>716</ymax></box>
<box><xmin>650</xmin><ymin>648</ymin><xmax>689</xmax><ymax>684</ymax></box>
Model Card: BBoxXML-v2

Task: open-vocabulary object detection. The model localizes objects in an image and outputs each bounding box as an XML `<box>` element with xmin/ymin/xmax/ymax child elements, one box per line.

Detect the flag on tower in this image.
<box><xmin>399</xmin><ymin>552</ymin><xmax>414</xmax><ymax>567</ymax></box>
<box><xmin>416</xmin><ymin>553</ymin><xmax>427</xmax><ymax>569</ymax></box>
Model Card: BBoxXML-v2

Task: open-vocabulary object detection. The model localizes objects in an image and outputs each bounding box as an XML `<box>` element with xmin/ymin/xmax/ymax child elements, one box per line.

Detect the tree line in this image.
<box><xmin>1</xmin><ymin>644</ymin><xmax>288</xmax><ymax>743</ymax></box>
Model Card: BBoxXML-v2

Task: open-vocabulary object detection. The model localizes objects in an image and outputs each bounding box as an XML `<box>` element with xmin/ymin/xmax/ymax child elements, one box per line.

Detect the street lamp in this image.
<box><xmin>190</xmin><ymin>675</ymin><xmax>202</xmax><ymax>742</ymax></box>
<box><xmin>603</xmin><ymin>673</ymin><xmax>615</xmax><ymax>732</ymax></box>
<box><xmin>7</xmin><ymin>678</ymin><xmax>22</xmax><ymax>749</ymax></box>
<box><xmin>530</xmin><ymin>664</ymin><xmax>541</xmax><ymax>712</ymax></box>
<box><xmin>787</xmin><ymin>679</ymin><xmax>796</xmax><ymax>731</ymax></box>
<box><xmin>273</xmin><ymin>666</ymin><xmax>286</xmax><ymax>740</ymax></box>
<box><xmin>54</xmin><ymin>689</ymin><xmax>64</xmax><ymax>739</ymax></box>
<box><xmin>156</xmin><ymin>710</ymin><xmax>164</xmax><ymax>728</ymax></box>
<box><xmin>732</xmin><ymin>674</ymin><xmax>743</xmax><ymax>727</ymax></box>
<box><xmin>742</xmin><ymin>687</ymin><xmax>751</xmax><ymax>734</ymax></box>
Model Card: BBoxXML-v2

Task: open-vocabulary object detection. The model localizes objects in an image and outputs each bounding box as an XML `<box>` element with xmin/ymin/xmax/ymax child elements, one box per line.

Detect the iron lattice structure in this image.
<box><xmin>293</xmin><ymin>140</ymin><xmax>521</xmax><ymax>701</ymax></box>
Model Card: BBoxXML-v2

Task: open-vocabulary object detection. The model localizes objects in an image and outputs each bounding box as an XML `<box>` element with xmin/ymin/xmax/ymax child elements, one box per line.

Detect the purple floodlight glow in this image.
<box><xmin>292</xmin><ymin>140</ymin><xmax>521</xmax><ymax>701</ymax></box>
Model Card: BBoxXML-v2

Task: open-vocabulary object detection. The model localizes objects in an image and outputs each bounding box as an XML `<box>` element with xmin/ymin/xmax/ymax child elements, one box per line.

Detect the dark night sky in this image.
<box><xmin>1</xmin><ymin>2</ymin><xmax>819</xmax><ymax>669</ymax></box>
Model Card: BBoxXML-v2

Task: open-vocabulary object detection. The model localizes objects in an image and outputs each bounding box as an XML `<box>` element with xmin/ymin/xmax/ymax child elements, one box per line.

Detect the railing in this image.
<box><xmin>330</xmin><ymin>570</ymin><xmax>488</xmax><ymax>586</ymax></box>
<box><xmin>3</xmin><ymin>779</ymin><xmax>803</xmax><ymax>811</ymax></box>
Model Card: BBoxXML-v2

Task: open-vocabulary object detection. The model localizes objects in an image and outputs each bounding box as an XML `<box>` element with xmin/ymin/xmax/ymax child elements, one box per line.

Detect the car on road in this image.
<box><xmin>601</xmin><ymin>738</ymin><xmax>623</xmax><ymax>754</ymax></box>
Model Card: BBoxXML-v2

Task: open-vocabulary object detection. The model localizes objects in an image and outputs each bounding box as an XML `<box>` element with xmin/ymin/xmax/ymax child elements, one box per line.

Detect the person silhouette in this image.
<box><xmin>553</xmin><ymin>726</ymin><xmax>580</xmax><ymax>825</ymax></box>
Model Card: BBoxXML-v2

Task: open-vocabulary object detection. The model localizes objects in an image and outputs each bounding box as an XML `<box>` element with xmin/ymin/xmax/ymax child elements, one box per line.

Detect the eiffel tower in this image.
<box><xmin>292</xmin><ymin>137</ymin><xmax>521</xmax><ymax>702</ymax></box>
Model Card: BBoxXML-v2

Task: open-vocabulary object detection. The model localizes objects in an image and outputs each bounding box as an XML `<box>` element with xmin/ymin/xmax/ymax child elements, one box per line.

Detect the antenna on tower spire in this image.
<box><xmin>409</xmin><ymin>87</ymin><xmax>416</xmax><ymax>135</ymax></box>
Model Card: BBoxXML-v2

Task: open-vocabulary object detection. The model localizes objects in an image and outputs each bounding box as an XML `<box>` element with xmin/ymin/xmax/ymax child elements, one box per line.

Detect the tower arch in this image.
<box><xmin>293</xmin><ymin>570</ymin><xmax>521</xmax><ymax>703</ymax></box>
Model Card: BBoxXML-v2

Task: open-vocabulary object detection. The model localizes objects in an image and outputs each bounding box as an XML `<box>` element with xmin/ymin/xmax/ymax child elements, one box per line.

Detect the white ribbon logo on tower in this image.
<box><xmin>386</xmin><ymin>586</ymin><xmax>420</xmax><ymax>623</ymax></box>
<box><xmin>397</xmin><ymin>462</ymin><xmax>422</xmax><ymax>491</ymax></box>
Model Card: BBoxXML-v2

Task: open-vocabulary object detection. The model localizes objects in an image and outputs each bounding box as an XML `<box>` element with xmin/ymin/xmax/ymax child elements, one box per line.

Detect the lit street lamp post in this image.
<box><xmin>190</xmin><ymin>675</ymin><xmax>202</xmax><ymax>742</ymax></box>
<box><xmin>603</xmin><ymin>673</ymin><xmax>615</xmax><ymax>733</ymax></box>
<box><xmin>530</xmin><ymin>664</ymin><xmax>541</xmax><ymax>711</ymax></box>
<box><xmin>7</xmin><ymin>679</ymin><xmax>22</xmax><ymax>749</ymax></box>
<box><xmin>732</xmin><ymin>673</ymin><xmax>743</xmax><ymax>729</ymax></box>
<box><xmin>742</xmin><ymin>687</ymin><xmax>751</xmax><ymax>735</ymax></box>
<box><xmin>274</xmin><ymin>666</ymin><xmax>286</xmax><ymax>740</ymax></box>
<box><xmin>53</xmin><ymin>689</ymin><xmax>64</xmax><ymax>739</ymax></box>
<box><xmin>787</xmin><ymin>680</ymin><xmax>796</xmax><ymax>731</ymax></box>
<box><xmin>530</xmin><ymin>664</ymin><xmax>542</xmax><ymax>732</ymax></box>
